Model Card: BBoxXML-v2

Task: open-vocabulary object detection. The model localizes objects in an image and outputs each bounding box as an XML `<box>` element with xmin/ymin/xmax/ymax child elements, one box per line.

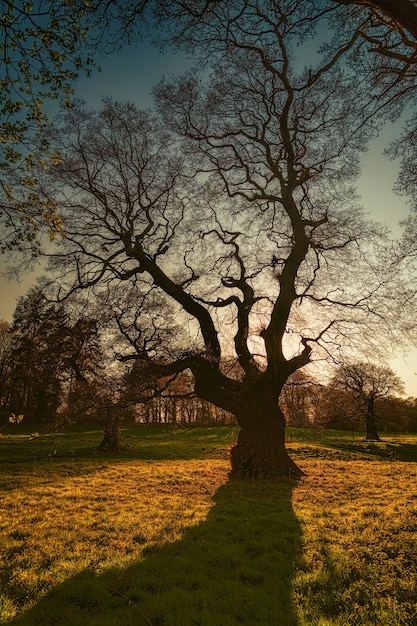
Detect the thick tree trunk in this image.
<box><xmin>98</xmin><ymin>406</ymin><xmax>121</xmax><ymax>452</ymax></box>
<box><xmin>229</xmin><ymin>388</ymin><xmax>304</xmax><ymax>478</ymax></box>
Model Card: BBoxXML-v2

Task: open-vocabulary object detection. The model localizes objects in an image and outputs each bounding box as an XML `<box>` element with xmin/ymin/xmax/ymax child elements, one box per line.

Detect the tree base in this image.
<box><xmin>97</xmin><ymin>439</ymin><xmax>122</xmax><ymax>453</ymax></box>
<box><xmin>229</xmin><ymin>442</ymin><xmax>305</xmax><ymax>479</ymax></box>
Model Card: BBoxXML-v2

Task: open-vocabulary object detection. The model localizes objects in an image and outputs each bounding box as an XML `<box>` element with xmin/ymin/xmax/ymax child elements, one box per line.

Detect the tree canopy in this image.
<box><xmin>0</xmin><ymin>0</ymin><xmax>99</xmax><ymax>162</ymax></box>
<box><xmin>1</xmin><ymin>0</ymin><xmax>416</xmax><ymax>256</ymax></box>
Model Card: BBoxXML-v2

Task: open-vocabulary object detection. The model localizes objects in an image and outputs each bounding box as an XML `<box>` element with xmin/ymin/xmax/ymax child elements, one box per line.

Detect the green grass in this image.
<box><xmin>0</xmin><ymin>424</ymin><xmax>237</xmax><ymax>464</ymax></box>
<box><xmin>0</xmin><ymin>426</ymin><xmax>417</xmax><ymax>625</ymax></box>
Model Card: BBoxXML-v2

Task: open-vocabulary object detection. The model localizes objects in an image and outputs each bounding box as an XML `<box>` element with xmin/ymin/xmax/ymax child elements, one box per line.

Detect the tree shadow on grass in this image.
<box><xmin>9</xmin><ymin>479</ymin><xmax>301</xmax><ymax>626</ymax></box>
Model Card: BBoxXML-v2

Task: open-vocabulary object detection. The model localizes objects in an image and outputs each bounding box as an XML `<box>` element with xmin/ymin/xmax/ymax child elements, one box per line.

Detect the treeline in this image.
<box><xmin>281</xmin><ymin>372</ymin><xmax>417</xmax><ymax>434</ymax></box>
<box><xmin>1</xmin><ymin>288</ymin><xmax>417</xmax><ymax>435</ymax></box>
<box><xmin>0</xmin><ymin>289</ymin><xmax>235</xmax><ymax>430</ymax></box>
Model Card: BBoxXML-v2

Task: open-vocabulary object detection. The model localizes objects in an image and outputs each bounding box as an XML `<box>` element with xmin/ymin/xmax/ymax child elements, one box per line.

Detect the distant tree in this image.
<box><xmin>0</xmin><ymin>320</ymin><xmax>13</xmax><ymax>409</ymax></box>
<box><xmin>376</xmin><ymin>394</ymin><xmax>412</xmax><ymax>431</ymax></box>
<box><xmin>331</xmin><ymin>361</ymin><xmax>405</xmax><ymax>440</ymax></box>
<box><xmin>58</xmin><ymin>315</ymin><xmax>105</xmax><ymax>425</ymax></box>
<box><xmin>406</xmin><ymin>396</ymin><xmax>417</xmax><ymax>431</ymax></box>
<box><xmin>5</xmin><ymin>288</ymin><xmax>105</xmax><ymax>426</ymax></box>
<box><xmin>7</xmin><ymin>288</ymin><xmax>69</xmax><ymax>423</ymax></box>
<box><xmin>317</xmin><ymin>385</ymin><xmax>358</xmax><ymax>430</ymax></box>
<box><xmin>96</xmin><ymin>380</ymin><xmax>124</xmax><ymax>452</ymax></box>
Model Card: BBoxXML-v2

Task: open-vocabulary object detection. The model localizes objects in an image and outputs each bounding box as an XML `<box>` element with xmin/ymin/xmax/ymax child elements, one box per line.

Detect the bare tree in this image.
<box><xmin>331</xmin><ymin>360</ymin><xmax>405</xmax><ymax>440</ymax></box>
<box><xmin>329</xmin><ymin>0</ymin><xmax>417</xmax><ymax>223</ymax></box>
<box><xmin>34</xmin><ymin>4</ymin><xmax>405</xmax><ymax>477</ymax></box>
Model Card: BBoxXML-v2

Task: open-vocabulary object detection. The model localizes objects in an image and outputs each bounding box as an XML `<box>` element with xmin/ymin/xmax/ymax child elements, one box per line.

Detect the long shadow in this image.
<box><xmin>8</xmin><ymin>479</ymin><xmax>301</xmax><ymax>626</ymax></box>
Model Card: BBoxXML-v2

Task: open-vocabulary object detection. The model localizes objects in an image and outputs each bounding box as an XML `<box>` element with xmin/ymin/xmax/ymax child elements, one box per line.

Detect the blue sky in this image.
<box><xmin>0</xmin><ymin>41</ymin><xmax>415</xmax><ymax>395</ymax></box>
<box><xmin>74</xmin><ymin>43</ymin><xmax>191</xmax><ymax>109</ymax></box>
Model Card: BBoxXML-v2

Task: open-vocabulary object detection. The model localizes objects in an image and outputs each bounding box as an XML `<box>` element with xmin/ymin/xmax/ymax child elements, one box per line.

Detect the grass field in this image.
<box><xmin>0</xmin><ymin>425</ymin><xmax>416</xmax><ymax>625</ymax></box>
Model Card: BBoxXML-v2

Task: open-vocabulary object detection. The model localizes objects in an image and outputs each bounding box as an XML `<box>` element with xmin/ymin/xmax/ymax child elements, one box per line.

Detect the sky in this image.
<box><xmin>1</xmin><ymin>40</ymin><xmax>416</xmax><ymax>396</ymax></box>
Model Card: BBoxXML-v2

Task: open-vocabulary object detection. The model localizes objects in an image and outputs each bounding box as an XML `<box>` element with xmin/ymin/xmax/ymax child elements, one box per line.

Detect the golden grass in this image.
<box><xmin>292</xmin><ymin>456</ymin><xmax>417</xmax><ymax>625</ymax></box>
<box><xmin>1</xmin><ymin>434</ymin><xmax>417</xmax><ymax>624</ymax></box>
<box><xmin>0</xmin><ymin>459</ymin><xmax>229</xmax><ymax>621</ymax></box>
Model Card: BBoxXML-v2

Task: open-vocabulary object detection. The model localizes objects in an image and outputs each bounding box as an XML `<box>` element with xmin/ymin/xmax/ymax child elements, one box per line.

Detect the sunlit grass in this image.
<box><xmin>0</xmin><ymin>456</ymin><xmax>229</xmax><ymax>621</ymax></box>
<box><xmin>0</xmin><ymin>427</ymin><xmax>416</xmax><ymax>625</ymax></box>
<box><xmin>292</xmin><ymin>457</ymin><xmax>417</xmax><ymax>626</ymax></box>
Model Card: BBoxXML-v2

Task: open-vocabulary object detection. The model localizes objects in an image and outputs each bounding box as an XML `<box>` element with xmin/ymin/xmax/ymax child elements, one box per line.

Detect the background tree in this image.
<box><xmin>0</xmin><ymin>320</ymin><xmax>13</xmax><ymax>412</ymax></box>
<box><xmin>376</xmin><ymin>394</ymin><xmax>413</xmax><ymax>432</ymax></box>
<box><xmin>3</xmin><ymin>287</ymin><xmax>104</xmax><ymax>427</ymax></box>
<box><xmin>331</xmin><ymin>360</ymin><xmax>405</xmax><ymax>440</ymax></box>
<box><xmin>318</xmin><ymin>384</ymin><xmax>361</xmax><ymax>431</ymax></box>
<box><xmin>34</xmin><ymin>0</ymin><xmax>408</xmax><ymax>478</ymax></box>
<box><xmin>406</xmin><ymin>396</ymin><xmax>417</xmax><ymax>431</ymax></box>
<box><xmin>6</xmin><ymin>288</ymin><xmax>68</xmax><ymax>423</ymax></box>
<box><xmin>95</xmin><ymin>378</ymin><xmax>125</xmax><ymax>452</ymax></box>
<box><xmin>58</xmin><ymin>314</ymin><xmax>105</xmax><ymax>426</ymax></box>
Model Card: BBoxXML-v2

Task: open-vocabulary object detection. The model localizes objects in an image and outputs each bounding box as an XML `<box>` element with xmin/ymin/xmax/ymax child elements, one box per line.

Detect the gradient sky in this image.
<box><xmin>1</xmin><ymin>41</ymin><xmax>416</xmax><ymax>396</ymax></box>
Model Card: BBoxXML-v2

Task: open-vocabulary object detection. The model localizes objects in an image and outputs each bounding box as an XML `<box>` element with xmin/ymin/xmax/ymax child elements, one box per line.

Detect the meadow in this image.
<box><xmin>0</xmin><ymin>425</ymin><xmax>416</xmax><ymax>625</ymax></box>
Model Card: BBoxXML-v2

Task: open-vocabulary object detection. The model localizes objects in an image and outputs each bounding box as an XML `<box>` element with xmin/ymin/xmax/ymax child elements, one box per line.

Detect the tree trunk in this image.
<box><xmin>365</xmin><ymin>397</ymin><xmax>381</xmax><ymax>441</ymax></box>
<box><xmin>98</xmin><ymin>406</ymin><xmax>121</xmax><ymax>452</ymax></box>
<box><xmin>229</xmin><ymin>388</ymin><xmax>304</xmax><ymax>478</ymax></box>
<box><xmin>365</xmin><ymin>415</ymin><xmax>381</xmax><ymax>441</ymax></box>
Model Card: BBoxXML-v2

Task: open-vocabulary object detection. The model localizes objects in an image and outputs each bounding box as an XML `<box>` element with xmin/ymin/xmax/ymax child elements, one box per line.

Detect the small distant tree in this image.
<box><xmin>331</xmin><ymin>361</ymin><xmax>405</xmax><ymax>440</ymax></box>
<box><xmin>95</xmin><ymin>379</ymin><xmax>124</xmax><ymax>452</ymax></box>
